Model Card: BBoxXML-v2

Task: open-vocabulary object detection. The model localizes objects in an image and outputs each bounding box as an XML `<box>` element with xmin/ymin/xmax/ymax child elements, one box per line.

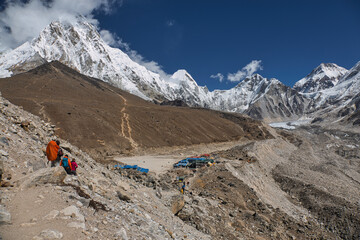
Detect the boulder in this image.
<box><xmin>117</xmin><ymin>190</ymin><xmax>131</xmax><ymax>202</ymax></box>
<box><xmin>18</xmin><ymin>166</ymin><xmax>67</xmax><ymax>188</ymax></box>
<box><xmin>26</xmin><ymin>159</ymin><xmax>47</xmax><ymax>172</ymax></box>
<box><xmin>0</xmin><ymin>206</ymin><xmax>11</xmax><ymax>224</ymax></box>
<box><xmin>20</xmin><ymin>121</ymin><xmax>31</xmax><ymax>131</ymax></box>
<box><xmin>77</xmin><ymin>197</ymin><xmax>90</xmax><ymax>208</ymax></box>
<box><xmin>60</xmin><ymin>205</ymin><xmax>84</xmax><ymax>222</ymax></box>
<box><xmin>0</xmin><ymin>150</ymin><xmax>9</xmax><ymax>157</ymax></box>
<box><xmin>0</xmin><ymin>137</ymin><xmax>9</xmax><ymax>146</ymax></box>
<box><xmin>156</xmin><ymin>187</ymin><xmax>162</xmax><ymax>199</ymax></box>
<box><xmin>171</xmin><ymin>195</ymin><xmax>185</xmax><ymax>215</ymax></box>
<box><xmin>35</xmin><ymin>229</ymin><xmax>63</xmax><ymax>239</ymax></box>
<box><xmin>114</xmin><ymin>228</ymin><xmax>128</xmax><ymax>240</ymax></box>
<box><xmin>63</xmin><ymin>175</ymin><xmax>79</xmax><ymax>186</ymax></box>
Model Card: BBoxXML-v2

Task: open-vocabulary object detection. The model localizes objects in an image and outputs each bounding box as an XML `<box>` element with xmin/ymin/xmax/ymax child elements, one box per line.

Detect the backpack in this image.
<box><xmin>62</xmin><ymin>157</ymin><xmax>69</xmax><ymax>168</ymax></box>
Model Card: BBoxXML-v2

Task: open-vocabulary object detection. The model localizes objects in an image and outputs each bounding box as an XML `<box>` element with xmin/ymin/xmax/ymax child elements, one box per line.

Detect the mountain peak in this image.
<box><xmin>235</xmin><ymin>74</ymin><xmax>270</xmax><ymax>90</ymax></box>
<box><xmin>171</xmin><ymin>69</ymin><xmax>195</xmax><ymax>82</ymax></box>
<box><xmin>294</xmin><ymin>63</ymin><xmax>347</xmax><ymax>93</ymax></box>
<box><xmin>317</xmin><ymin>63</ymin><xmax>344</xmax><ymax>72</ymax></box>
<box><xmin>247</xmin><ymin>73</ymin><xmax>264</xmax><ymax>80</ymax></box>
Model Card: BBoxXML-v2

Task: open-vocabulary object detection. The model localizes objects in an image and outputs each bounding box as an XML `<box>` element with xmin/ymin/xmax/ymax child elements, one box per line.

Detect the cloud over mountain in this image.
<box><xmin>228</xmin><ymin>60</ymin><xmax>263</xmax><ymax>82</ymax></box>
<box><xmin>0</xmin><ymin>0</ymin><xmax>120</xmax><ymax>51</ymax></box>
<box><xmin>210</xmin><ymin>73</ymin><xmax>225</xmax><ymax>82</ymax></box>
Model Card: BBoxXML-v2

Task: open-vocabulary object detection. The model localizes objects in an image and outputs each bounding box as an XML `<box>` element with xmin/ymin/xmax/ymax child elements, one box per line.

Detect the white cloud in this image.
<box><xmin>0</xmin><ymin>0</ymin><xmax>120</xmax><ymax>50</ymax></box>
<box><xmin>0</xmin><ymin>0</ymin><xmax>172</xmax><ymax>81</ymax></box>
<box><xmin>100</xmin><ymin>29</ymin><xmax>117</xmax><ymax>46</ymax></box>
<box><xmin>227</xmin><ymin>60</ymin><xmax>263</xmax><ymax>82</ymax></box>
<box><xmin>210</xmin><ymin>73</ymin><xmax>224</xmax><ymax>82</ymax></box>
<box><xmin>125</xmin><ymin>48</ymin><xmax>172</xmax><ymax>80</ymax></box>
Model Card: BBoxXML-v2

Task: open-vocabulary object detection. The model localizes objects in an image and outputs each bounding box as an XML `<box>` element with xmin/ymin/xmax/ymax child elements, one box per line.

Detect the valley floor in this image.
<box><xmin>114</xmin><ymin>140</ymin><xmax>247</xmax><ymax>174</ymax></box>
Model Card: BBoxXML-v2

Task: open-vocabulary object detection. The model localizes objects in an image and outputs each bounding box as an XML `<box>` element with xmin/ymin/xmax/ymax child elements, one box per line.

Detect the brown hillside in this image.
<box><xmin>0</xmin><ymin>61</ymin><xmax>272</xmax><ymax>158</ymax></box>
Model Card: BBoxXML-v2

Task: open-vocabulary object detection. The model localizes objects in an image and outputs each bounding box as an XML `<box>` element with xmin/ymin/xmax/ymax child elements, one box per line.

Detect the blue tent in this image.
<box><xmin>114</xmin><ymin>164</ymin><xmax>149</xmax><ymax>173</ymax></box>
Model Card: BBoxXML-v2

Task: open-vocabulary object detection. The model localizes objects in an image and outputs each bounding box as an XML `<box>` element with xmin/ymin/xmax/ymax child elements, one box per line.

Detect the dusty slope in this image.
<box><xmin>0</xmin><ymin>92</ymin><xmax>210</xmax><ymax>240</ymax></box>
<box><xmin>0</xmin><ymin>61</ymin><xmax>272</xmax><ymax>159</ymax></box>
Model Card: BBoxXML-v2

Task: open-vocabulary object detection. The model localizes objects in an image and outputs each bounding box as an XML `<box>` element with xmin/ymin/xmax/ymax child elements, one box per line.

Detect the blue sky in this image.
<box><xmin>1</xmin><ymin>0</ymin><xmax>359</xmax><ymax>91</ymax></box>
<box><xmin>94</xmin><ymin>0</ymin><xmax>360</xmax><ymax>90</ymax></box>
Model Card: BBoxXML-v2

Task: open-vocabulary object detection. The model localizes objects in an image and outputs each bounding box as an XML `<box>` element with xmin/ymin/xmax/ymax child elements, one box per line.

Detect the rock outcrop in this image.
<box><xmin>18</xmin><ymin>166</ymin><xmax>67</xmax><ymax>189</ymax></box>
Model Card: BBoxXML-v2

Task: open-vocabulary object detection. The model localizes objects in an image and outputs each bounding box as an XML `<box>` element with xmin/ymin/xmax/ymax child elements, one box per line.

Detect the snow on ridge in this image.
<box><xmin>294</xmin><ymin>63</ymin><xmax>348</xmax><ymax>93</ymax></box>
<box><xmin>0</xmin><ymin>41</ymin><xmax>38</xmax><ymax>77</ymax></box>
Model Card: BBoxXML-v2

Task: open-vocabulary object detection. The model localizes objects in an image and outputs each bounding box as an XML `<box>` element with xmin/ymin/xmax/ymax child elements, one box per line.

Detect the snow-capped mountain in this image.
<box><xmin>243</xmin><ymin>76</ymin><xmax>309</xmax><ymax>121</ymax></box>
<box><xmin>299</xmin><ymin>62</ymin><xmax>360</xmax><ymax>108</ymax></box>
<box><xmin>296</xmin><ymin>61</ymin><xmax>360</xmax><ymax>126</ymax></box>
<box><xmin>0</xmin><ymin>18</ymin><xmax>200</xmax><ymax>102</ymax></box>
<box><xmin>0</xmin><ymin>18</ymin><xmax>220</xmax><ymax>109</ymax></box>
<box><xmin>167</xmin><ymin>69</ymin><xmax>211</xmax><ymax>107</ymax></box>
<box><xmin>294</xmin><ymin>63</ymin><xmax>347</xmax><ymax>93</ymax></box>
<box><xmin>0</xmin><ymin>18</ymin><xmax>359</xmax><ymax>125</ymax></box>
<box><xmin>0</xmin><ymin>18</ymin><xmax>302</xmax><ymax>120</ymax></box>
<box><xmin>210</xmin><ymin>74</ymin><xmax>303</xmax><ymax>114</ymax></box>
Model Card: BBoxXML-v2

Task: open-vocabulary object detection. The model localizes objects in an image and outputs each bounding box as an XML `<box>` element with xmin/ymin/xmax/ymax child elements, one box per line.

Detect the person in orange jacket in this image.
<box><xmin>46</xmin><ymin>140</ymin><xmax>63</xmax><ymax>167</ymax></box>
<box><xmin>60</xmin><ymin>155</ymin><xmax>72</xmax><ymax>174</ymax></box>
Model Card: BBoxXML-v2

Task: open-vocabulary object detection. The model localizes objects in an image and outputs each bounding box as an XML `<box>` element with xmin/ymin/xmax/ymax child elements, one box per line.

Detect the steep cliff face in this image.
<box><xmin>243</xmin><ymin>77</ymin><xmax>309</xmax><ymax>122</ymax></box>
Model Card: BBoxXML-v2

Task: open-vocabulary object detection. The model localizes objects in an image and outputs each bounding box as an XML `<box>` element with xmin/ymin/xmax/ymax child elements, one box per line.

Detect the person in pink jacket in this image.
<box><xmin>70</xmin><ymin>159</ymin><xmax>78</xmax><ymax>176</ymax></box>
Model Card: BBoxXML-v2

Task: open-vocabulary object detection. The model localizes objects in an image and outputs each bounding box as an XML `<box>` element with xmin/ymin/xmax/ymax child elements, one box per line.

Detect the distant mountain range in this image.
<box><xmin>0</xmin><ymin>18</ymin><xmax>359</xmax><ymax>126</ymax></box>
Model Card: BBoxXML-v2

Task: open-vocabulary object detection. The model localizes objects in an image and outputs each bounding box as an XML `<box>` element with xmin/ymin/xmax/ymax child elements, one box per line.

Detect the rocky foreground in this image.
<box><xmin>0</xmin><ymin>89</ymin><xmax>360</xmax><ymax>240</ymax></box>
<box><xmin>0</xmin><ymin>92</ymin><xmax>210</xmax><ymax>240</ymax></box>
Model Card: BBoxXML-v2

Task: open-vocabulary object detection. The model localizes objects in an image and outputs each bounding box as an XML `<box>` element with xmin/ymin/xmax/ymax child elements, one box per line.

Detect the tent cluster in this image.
<box><xmin>173</xmin><ymin>154</ymin><xmax>215</xmax><ymax>169</ymax></box>
<box><xmin>114</xmin><ymin>164</ymin><xmax>149</xmax><ymax>173</ymax></box>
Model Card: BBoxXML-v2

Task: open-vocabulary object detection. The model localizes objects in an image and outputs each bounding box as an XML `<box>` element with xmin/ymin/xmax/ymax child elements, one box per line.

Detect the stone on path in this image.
<box><xmin>33</xmin><ymin>229</ymin><xmax>63</xmax><ymax>239</ymax></box>
<box><xmin>60</xmin><ymin>205</ymin><xmax>85</xmax><ymax>222</ymax></box>
<box><xmin>0</xmin><ymin>206</ymin><xmax>11</xmax><ymax>224</ymax></box>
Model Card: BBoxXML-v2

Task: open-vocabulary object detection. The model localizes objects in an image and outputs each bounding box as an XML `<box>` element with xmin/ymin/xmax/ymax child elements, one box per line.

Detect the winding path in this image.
<box><xmin>118</xmin><ymin>93</ymin><xmax>138</xmax><ymax>149</ymax></box>
<box><xmin>104</xmin><ymin>85</ymin><xmax>138</xmax><ymax>150</ymax></box>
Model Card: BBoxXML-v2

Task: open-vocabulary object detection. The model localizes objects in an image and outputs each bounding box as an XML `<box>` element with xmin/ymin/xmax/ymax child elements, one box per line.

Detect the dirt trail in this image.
<box><xmin>118</xmin><ymin>93</ymin><xmax>138</xmax><ymax>149</ymax></box>
<box><xmin>35</xmin><ymin>101</ymin><xmax>51</xmax><ymax>123</ymax></box>
<box><xmin>103</xmin><ymin>86</ymin><xmax>139</xmax><ymax>150</ymax></box>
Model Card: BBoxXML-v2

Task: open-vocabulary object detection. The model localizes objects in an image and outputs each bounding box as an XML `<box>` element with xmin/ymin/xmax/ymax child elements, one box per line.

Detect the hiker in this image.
<box><xmin>70</xmin><ymin>159</ymin><xmax>78</xmax><ymax>176</ymax></box>
<box><xmin>60</xmin><ymin>155</ymin><xmax>72</xmax><ymax>174</ymax></box>
<box><xmin>181</xmin><ymin>182</ymin><xmax>186</xmax><ymax>194</ymax></box>
<box><xmin>46</xmin><ymin>140</ymin><xmax>63</xmax><ymax>167</ymax></box>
